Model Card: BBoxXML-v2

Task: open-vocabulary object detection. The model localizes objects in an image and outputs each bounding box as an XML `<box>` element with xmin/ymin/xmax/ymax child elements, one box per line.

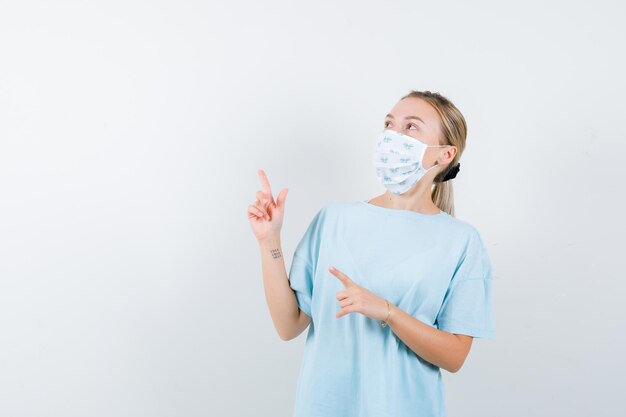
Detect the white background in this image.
<box><xmin>1</xmin><ymin>1</ymin><xmax>625</xmax><ymax>416</ymax></box>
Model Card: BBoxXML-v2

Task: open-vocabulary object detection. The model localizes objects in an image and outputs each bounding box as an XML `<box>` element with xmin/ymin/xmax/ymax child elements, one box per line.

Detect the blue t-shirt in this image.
<box><xmin>288</xmin><ymin>200</ymin><xmax>495</xmax><ymax>417</ymax></box>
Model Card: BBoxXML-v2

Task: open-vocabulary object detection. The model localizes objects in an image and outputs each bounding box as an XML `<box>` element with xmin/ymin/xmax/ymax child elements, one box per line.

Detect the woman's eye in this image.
<box><xmin>384</xmin><ymin>121</ymin><xmax>391</xmax><ymax>128</ymax></box>
<box><xmin>408</xmin><ymin>124</ymin><xmax>418</xmax><ymax>130</ymax></box>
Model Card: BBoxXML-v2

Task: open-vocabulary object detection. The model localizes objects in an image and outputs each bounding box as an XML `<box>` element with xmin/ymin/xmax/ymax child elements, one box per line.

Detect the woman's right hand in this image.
<box><xmin>247</xmin><ymin>169</ymin><xmax>288</xmax><ymax>242</ymax></box>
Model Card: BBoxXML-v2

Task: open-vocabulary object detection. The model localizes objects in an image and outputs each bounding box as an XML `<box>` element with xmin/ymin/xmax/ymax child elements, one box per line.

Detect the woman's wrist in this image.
<box><xmin>258</xmin><ymin>233</ymin><xmax>281</xmax><ymax>247</ymax></box>
<box><xmin>380</xmin><ymin>299</ymin><xmax>393</xmax><ymax>328</ymax></box>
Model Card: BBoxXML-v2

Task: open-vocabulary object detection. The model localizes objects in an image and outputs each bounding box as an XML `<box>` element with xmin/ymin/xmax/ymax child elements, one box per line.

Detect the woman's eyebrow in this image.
<box><xmin>385</xmin><ymin>113</ymin><xmax>427</xmax><ymax>126</ymax></box>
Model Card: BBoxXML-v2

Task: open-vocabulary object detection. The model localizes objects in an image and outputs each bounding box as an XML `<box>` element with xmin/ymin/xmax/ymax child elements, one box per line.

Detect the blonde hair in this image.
<box><xmin>400</xmin><ymin>90</ymin><xmax>468</xmax><ymax>217</ymax></box>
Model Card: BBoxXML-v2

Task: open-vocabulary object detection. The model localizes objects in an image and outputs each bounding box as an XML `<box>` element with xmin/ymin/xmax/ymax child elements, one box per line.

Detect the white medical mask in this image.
<box><xmin>372</xmin><ymin>129</ymin><xmax>449</xmax><ymax>195</ymax></box>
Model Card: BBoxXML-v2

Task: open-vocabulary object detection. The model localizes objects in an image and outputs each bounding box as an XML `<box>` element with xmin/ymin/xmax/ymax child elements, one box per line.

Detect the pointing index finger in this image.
<box><xmin>329</xmin><ymin>266</ymin><xmax>354</xmax><ymax>287</ymax></box>
<box><xmin>257</xmin><ymin>169</ymin><xmax>275</xmax><ymax>204</ymax></box>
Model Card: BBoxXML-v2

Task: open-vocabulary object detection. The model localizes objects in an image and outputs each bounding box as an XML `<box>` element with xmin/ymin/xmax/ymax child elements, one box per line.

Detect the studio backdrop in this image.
<box><xmin>1</xmin><ymin>1</ymin><xmax>624</xmax><ymax>416</ymax></box>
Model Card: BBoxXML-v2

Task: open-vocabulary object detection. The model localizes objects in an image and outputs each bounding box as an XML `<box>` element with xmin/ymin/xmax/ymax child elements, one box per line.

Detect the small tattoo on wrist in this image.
<box><xmin>270</xmin><ymin>248</ymin><xmax>282</xmax><ymax>259</ymax></box>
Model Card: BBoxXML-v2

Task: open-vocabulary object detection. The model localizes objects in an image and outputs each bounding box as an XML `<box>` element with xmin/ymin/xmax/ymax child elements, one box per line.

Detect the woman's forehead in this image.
<box><xmin>388</xmin><ymin>97</ymin><xmax>440</xmax><ymax>127</ymax></box>
<box><xmin>387</xmin><ymin>97</ymin><xmax>442</xmax><ymax>141</ymax></box>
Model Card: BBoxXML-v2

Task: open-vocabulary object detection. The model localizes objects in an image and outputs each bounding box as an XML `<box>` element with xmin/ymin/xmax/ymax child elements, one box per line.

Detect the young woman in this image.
<box><xmin>247</xmin><ymin>90</ymin><xmax>495</xmax><ymax>417</ymax></box>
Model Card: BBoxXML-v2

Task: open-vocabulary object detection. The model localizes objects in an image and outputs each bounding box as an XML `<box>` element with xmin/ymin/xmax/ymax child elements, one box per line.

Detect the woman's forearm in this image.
<box><xmin>386</xmin><ymin>303</ymin><xmax>469</xmax><ymax>373</ymax></box>
<box><xmin>258</xmin><ymin>234</ymin><xmax>310</xmax><ymax>341</ymax></box>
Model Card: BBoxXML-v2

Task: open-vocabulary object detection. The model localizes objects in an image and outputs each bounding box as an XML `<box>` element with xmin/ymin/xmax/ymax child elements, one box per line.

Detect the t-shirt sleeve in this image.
<box><xmin>435</xmin><ymin>228</ymin><xmax>496</xmax><ymax>339</ymax></box>
<box><xmin>288</xmin><ymin>206</ymin><xmax>326</xmax><ymax>318</ymax></box>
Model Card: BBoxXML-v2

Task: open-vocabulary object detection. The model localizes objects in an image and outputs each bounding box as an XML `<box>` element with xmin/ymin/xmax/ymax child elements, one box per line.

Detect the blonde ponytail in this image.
<box><xmin>400</xmin><ymin>90</ymin><xmax>468</xmax><ymax>217</ymax></box>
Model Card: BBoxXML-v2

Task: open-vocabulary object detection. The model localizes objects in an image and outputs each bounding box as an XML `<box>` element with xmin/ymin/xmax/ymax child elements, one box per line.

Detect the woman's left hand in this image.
<box><xmin>328</xmin><ymin>266</ymin><xmax>389</xmax><ymax>321</ymax></box>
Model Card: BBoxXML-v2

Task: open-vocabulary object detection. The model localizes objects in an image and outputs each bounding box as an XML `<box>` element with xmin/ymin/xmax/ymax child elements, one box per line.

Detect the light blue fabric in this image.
<box><xmin>288</xmin><ymin>200</ymin><xmax>495</xmax><ymax>417</ymax></box>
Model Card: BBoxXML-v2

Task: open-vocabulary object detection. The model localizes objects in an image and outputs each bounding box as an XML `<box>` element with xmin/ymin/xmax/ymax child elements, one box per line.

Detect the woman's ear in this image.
<box><xmin>441</xmin><ymin>146</ymin><xmax>457</xmax><ymax>164</ymax></box>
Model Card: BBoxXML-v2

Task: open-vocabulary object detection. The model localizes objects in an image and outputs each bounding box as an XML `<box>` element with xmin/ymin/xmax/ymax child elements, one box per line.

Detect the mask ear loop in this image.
<box><xmin>422</xmin><ymin>144</ymin><xmax>450</xmax><ymax>173</ymax></box>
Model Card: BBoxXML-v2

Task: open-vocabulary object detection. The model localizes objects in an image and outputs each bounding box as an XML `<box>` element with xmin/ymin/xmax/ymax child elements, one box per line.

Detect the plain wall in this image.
<box><xmin>1</xmin><ymin>0</ymin><xmax>625</xmax><ymax>416</ymax></box>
